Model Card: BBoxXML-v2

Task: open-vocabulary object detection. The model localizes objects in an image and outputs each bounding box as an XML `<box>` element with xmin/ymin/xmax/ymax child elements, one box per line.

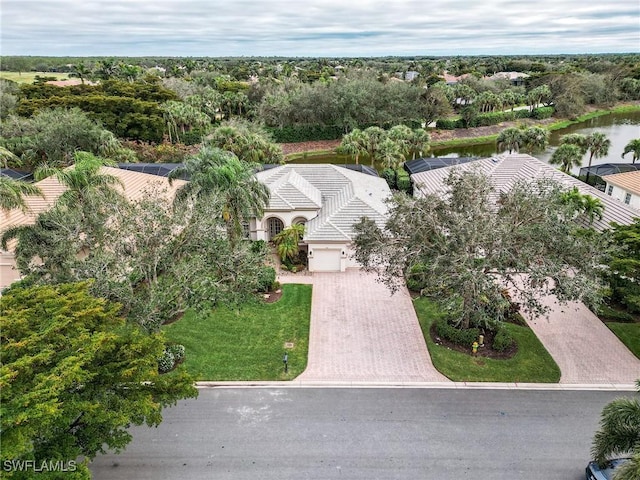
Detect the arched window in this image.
<box><xmin>266</xmin><ymin>217</ymin><xmax>284</xmax><ymax>241</ymax></box>
<box><xmin>292</xmin><ymin>217</ymin><xmax>307</xmax><ymax>226</ymax></box>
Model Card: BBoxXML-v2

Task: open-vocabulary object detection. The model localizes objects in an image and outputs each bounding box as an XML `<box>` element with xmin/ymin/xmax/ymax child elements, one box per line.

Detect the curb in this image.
<box><xmin>195</xmin><ymin>381</ymin><xmax>637</xmax><ymax>391</ymax></box>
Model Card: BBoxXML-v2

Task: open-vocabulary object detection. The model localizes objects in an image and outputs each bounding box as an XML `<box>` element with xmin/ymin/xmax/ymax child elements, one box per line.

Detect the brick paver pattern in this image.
<box><xmin>522</xmin><ymin>294</ymin><xmax>640</xmax><ymax>384</ymax></box>
<box><xmin>280</xmin><ymin>269</ymin><xmax>449</xmax><ymax>383</ymax></box>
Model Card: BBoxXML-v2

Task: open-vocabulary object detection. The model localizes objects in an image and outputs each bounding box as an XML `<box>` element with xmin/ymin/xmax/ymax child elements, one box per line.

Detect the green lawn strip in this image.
<box><xmin>0</xmin><ymin>71</ymin><xmax>70</xmax><ymax>83</ymax></box>
<box><xmin>163</xmin><ymin>284</ymin><xmax>312</xmax><ymax>381</ymax></box>
<box><xmin>414</xmin><ymin>297</ymin><xmax>560</xmax><ymax>383</ymax></box>
<box><xmin>606</xmin><ymin>322</ymin><xmax>640</xmax><ymax>360</ymax></box>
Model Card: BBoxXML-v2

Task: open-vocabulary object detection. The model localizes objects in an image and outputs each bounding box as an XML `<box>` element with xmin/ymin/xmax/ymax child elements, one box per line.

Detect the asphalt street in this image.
<box><xmin>90</xmin><ymin>387</ymin><xmax>630</xmax><ymax>480</ymax></box>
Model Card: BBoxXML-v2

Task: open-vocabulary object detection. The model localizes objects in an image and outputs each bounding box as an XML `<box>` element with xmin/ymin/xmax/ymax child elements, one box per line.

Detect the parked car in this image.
<box><xmin>585</xmin><ymin>458</ymin><xmax>630</xmax><ymax>480</ymax></box>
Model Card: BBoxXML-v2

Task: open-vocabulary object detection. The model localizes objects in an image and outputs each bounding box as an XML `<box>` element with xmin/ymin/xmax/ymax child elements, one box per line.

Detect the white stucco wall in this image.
<box><xmin>605</xmin><ymin>184</ymin><xmax>640</xmax><ymax>210</ymax></box>
<box><xmin>253</xmin><ymin>209</ymin><xmax>319</xmax><ymax>241</ymax></box>
<box><xmin>306</xmin><ymin>243</ymin><xmax>362</xmax><ymax>272</ymax></box>
<box><xmin>0</xmin><ymin>251</ymin><xmax>21</xmax><ymax>289</ymax></box>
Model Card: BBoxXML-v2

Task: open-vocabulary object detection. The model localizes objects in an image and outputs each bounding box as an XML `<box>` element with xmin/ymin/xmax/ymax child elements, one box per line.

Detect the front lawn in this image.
<box><xmin>164</xmin><ymin>284</ymin><xmax>312</xmax><ymax>381</ymax></box>
<box><xmin>414</xmin><ymin>297</ymin><xmax>560</xmax><ymax>383</ymax></box>
<box><xmin>606</xmin><ymin>322</ymin><xmax>640</xmax><ymax>360</ymax></box>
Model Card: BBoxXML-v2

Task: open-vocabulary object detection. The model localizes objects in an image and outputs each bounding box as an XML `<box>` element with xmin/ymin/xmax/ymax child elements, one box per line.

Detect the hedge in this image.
<box><xmin>266</xmin><ymin>124</ymin><xmax>345</xmax><ymax>143</ymax></box>
<box><xmin>435</xmin><ymin>319</ymin><xmax>480</xmax><ymax>347</ymax></box>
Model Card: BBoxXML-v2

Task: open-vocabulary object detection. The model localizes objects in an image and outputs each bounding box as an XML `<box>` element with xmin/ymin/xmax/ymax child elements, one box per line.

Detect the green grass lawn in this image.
<box><xmin>163</xmin><ymin>284</ymin><xmax>312</xmax><ymax>381</ymax></box>
<box><xmin>0</xmin><ymin>71</ymin><xmax>70</xmax><ymax>83</ymax></box>
<box><xmin>414</xmin><ymin>297</ymin><xmax>560</xmax><ymax>383</ymax></box>
<box><xmin>606</xmin><ymin>322</ymin><xmax>640</xmax><ymax>360</ymax></box>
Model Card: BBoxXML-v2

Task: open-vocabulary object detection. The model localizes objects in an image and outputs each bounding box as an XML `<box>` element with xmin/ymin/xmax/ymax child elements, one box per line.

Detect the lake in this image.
<box><xmin>288</xmin><ymin>111</ymin><xmax>640</xmax><ymax>176</ymax></box>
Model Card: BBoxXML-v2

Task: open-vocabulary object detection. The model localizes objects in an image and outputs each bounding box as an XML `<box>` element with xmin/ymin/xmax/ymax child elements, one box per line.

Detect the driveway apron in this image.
<box><xmin>523</xmin><ymin>295</ymin><xmax>640</xmax><ymax>384</ymax></box>
<box><xmin>281</xmin><ymin>269</ymin><xmax>449</xmax><ymax>383</ymax></box>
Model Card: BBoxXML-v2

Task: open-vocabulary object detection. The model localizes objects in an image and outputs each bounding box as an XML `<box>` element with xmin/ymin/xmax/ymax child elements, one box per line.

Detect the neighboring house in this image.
<box><xmin>253</xmin><ymin>164</ymin><xmax>390</xmax><ymax>272</ymax></box>
<box><xmin>602</xmin><ymin>171</ymin><xmax>640</xmax><ymax>210</ymax></box>
<box><xmin>486</xmin><ymin>71</ymin><xmax>530</xmax><ymax>86</ymax></box>
<box><xmin>0</xmin><ymin>167</ymin><xmax>186</xmax><ymax>289</ymax></box>
<box><xmin>441</xmin><ymin>71</ymin><xmax>472</xmax><ymax>85</ymax></box>
<box><xmin>410</xmin><ymin>154</ymin><xmax>639</xmax><ymax>232</ymax></box>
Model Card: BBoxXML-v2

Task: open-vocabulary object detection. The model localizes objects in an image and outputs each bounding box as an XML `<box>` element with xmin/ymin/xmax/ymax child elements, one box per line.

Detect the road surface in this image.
<box><xmin>90</xmin><ymin>387</ymin><xmax>630</xmax><ymax>480</ymax></box>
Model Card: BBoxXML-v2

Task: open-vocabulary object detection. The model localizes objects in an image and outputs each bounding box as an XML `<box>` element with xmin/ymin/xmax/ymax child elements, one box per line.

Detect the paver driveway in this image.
<box><xmin>523</xmin><ymin>295</ymin><xmax>640</xmax><ymax>384</ymax></box>
<box><xmin>280</xmin><ymin>269</ymin><xmax>449</xmax><ymax>383</ymax></box>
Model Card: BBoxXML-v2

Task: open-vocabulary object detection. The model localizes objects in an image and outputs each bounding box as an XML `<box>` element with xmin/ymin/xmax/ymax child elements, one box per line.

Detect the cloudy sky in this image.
<box><xmin>2</xmin><ymin>0</ymin><xmax>639</xmax><ymax>57</ymax></box>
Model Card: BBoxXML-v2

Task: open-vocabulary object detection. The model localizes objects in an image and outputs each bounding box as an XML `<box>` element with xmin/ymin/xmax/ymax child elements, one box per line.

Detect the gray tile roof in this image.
<box><xmin>411</xmin><ymin>154</ymin><xmax>639</xmax><ymax>232</ymax></box>
<box><xmin>256</xmin><ymin>164</ymin><xmax>390</xmax><ymax>242</ymax></box>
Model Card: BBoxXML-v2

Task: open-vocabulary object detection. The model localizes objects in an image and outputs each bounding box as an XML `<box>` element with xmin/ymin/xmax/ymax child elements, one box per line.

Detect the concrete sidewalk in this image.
<box><xmin>281</xmin><ymin>269</ymin><xmax>449</xmax><ymax>383</ymax></box>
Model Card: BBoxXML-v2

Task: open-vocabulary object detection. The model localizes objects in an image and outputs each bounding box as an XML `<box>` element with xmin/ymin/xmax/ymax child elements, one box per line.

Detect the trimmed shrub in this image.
<box><xmin>381</xmin><ymin>168</ymin><xmax>396</xmax><ymax>189</ymax></box>
<box><xmin>531</xmin><ymin>107</ymin><xmax>554</xmax><ymax>119</ymax></box>
<box><xmin>435</xmin><ymin>319</ymin><xmax>480</xmax><ymax>347</ymax></box>
<box><xmin>256</xmin><ymin>266</ymin><xmax>277</xmax><ymax>292</ymax></box>
<box><xmin>158</xmin><ymin>350</ymin><xmax>176</xmax><ymax>373</ymax></box>
<box><xmin>492</xmin><ymin>328</ymin><xmax>514</xmax><ymax>352</ymax></box>
<box><xmin>435</xmin><ymin>118</ymin><xmax>463</xmax><ymax>130</ymax></box>
<box><xmin>406</xmin><ymin>263</ymin><xmax>430</xmax><ymax>292</ymax></box>
<box><xmin>396</xmin><ymin>170</ymin><xmax>412</xmax><ymax>194</ymax></box>
<box><xmin>167</xmin><ymin>344</ymin><xmax>185</xmax><ymax>362</ymax></box>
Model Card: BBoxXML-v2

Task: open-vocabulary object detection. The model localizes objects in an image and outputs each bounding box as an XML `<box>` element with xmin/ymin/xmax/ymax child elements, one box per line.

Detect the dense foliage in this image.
<box><xmin>0</xmin><ymin>281</ymin><xmax>197</xmax><ymax>478</ymax></box>
<box><xmin>353</xmin><ymin>170</ymin><xmax>607</xmax><ymax>331</ymax></box>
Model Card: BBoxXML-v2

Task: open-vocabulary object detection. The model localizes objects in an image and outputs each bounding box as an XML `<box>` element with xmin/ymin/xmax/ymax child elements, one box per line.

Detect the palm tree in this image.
<box><xmin>362</xmin><ymin>126</ymin><xmax>387</xmax><ymax>167</ymax></box>
<box><xmin>591</xmin><ymin>380</ymin><xmax>640</xmax><ymax>477</ymax></box>
<box><xmin>69</xmin><ymin>62</ymin><xmax>92</xmax><ymax>84</ymax></box>
<box><xmin>522</xmin><ymin>127</ymin><xmax>550</xmax><ymax>153</ymax></box>
<box><xmin>549</xmin><ymin>143</ymin><xmax>583</xmax><ymax>174</ymax></box>
<box><xmin>622</xmin><ymin>139</ymin><xmax>640</xmax><ymax>164</ymax></box>
<box><xmin>581</xmin><ymin>195</ymin><xmax>605</xmax><ymax>225</ymax></box>
<box><xmin>50</xmin><ymin>152</ymin><xmax>123</xmax><ymax>208</ymax></box>
<box><xmin>586</xmin><ymin>132</ymin><xmax>611</xmax><ymax>169</ymax></box>
<box><xmin>407</xmin><ymin>129</ymin><xmax>431</xmax><ymax>160</ymax></box>
<box><xmin>0</xmin><ymin>176</ymin><xmax>43</xmax><ymax>213</ymax></box>
<box><xmin>560</xmin><ymin>133</ymin><xmax>589</xmax><ymax>155</ymax></box>
<box><xmin>337</xmin><ymin>129</ymin><xmax>367</xmax><ymax>165</ymax></box>
<box><xmin>0</xmin><ymin>146</ymin><xmax>22</xmax><ymax>169</ymax></box>
<box><xmin>497</xmin><ymin>127</ymin><xmax>523</xmax><ymax>154</ymax></box>
<box><xmin>273</xmin><ymin>224</ymin><xmax>305</xmax><ymax>263</ymax></box>
<box><xmin>169</xmin><ymin>147</ymin><xmax>270</xmax><ymax>245</ymax></box>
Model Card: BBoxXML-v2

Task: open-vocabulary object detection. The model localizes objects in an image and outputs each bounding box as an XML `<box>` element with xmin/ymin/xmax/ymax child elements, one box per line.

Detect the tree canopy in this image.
<box><xmin>0</xmin><ymin>281</ymin><xmax>197</xmax><ymax>475</ymax></box>
<box><xmin>353</xmin><ymin>169</ymin><xmax>607</xmax><ymax>330</ymax></box>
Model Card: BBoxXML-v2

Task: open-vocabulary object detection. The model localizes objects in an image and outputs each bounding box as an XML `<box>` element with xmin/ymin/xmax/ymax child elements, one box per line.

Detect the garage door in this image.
<box><xmin>311</xmin><ymin>249</ymin><xmax>342</xmax><ymax>272</ymax></box>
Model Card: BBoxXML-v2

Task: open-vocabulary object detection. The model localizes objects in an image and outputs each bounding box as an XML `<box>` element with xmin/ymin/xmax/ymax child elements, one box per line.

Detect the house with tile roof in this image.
<box><xmin>410</xmin><ymin>154</ymin><xmax>639</xmax><ymax>232</ymax></box>
<box><xmin>254</xmin><ymin>164</ymin><xmax>391</xmax><ymax>272</ymax></box>
<box><xmin>601</xmin><ymin>170</ymin><xmax>640</xmax><ymax>210</ymax></box>
<box><xmin>0</xmin><ymin>167</ymin><xmax>186</xmax><ymax>289</ymax></box>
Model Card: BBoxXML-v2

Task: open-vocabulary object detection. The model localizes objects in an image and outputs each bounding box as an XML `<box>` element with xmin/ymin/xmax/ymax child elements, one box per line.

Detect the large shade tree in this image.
<box><xmin>0</xmin><ymin>281</ymin><xmax>197</xmax><ymax>476</ymax></box>
<box><xmin>353</xmin><ymin>169</ymin><xmax>607</xmax><ymax>330</ymax></box>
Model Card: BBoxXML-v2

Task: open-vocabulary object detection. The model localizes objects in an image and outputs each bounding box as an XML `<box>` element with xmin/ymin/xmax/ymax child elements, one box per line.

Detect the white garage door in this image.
<box><xmin>311</xmin><ymin>249</ymin><xmax>342</xmax><ymax>272</ymax></box>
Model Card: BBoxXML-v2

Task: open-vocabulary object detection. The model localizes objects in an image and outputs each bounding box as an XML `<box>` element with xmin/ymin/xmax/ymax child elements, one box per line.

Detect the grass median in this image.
<box><xmin>414</xmin><ymin>297</ymin><xmax>560</xmax><ymax>383</ymax></box>
<box><xmin>164</xmin><ymin>283</ymin><xmax>312</xmax><ymax>381</ymax></box>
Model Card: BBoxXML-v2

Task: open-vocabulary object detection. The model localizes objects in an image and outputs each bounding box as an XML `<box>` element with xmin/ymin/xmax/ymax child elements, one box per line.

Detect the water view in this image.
<box><xmin>289</xmin><ymin>111</ymin><xmax>640</xmax><ymax>176</ymax></box>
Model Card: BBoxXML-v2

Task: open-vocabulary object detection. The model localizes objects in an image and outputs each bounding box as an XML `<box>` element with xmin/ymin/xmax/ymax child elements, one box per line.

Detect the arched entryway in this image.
<box><xmin>266</xmin><ymin>217</ymin><xmax>284</xmax><ymax>241</ymax></box>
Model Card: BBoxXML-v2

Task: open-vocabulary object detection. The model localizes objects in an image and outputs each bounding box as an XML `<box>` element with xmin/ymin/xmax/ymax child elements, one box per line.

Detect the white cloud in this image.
<box><xmin>1</xmin><ymin>0</ymin><xmax>638</xmax><ymax>56</ymax></box>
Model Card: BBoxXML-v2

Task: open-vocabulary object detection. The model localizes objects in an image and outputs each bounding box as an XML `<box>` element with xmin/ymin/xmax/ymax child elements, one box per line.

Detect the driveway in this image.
<box><xmin>522</xmin><ymin>295</ymin><xmax>640</xmax><ymax>384</ymax></box>
<box><xmin>280</xmin><ymin>269</ymin><xmax>449</xmax><ymax>383</ymax></box>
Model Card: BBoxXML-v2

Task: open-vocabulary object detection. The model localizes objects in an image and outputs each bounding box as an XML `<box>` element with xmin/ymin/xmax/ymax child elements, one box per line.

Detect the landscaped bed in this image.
<box><xmin>414</xmin><ymin>297</ymin><xmax>561</xmax><ymax>383</ymax></box>
<box><xmin>163</xmin><ymin>283</ymin><xmax>312</xmax><ymax>381</ymax></box>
